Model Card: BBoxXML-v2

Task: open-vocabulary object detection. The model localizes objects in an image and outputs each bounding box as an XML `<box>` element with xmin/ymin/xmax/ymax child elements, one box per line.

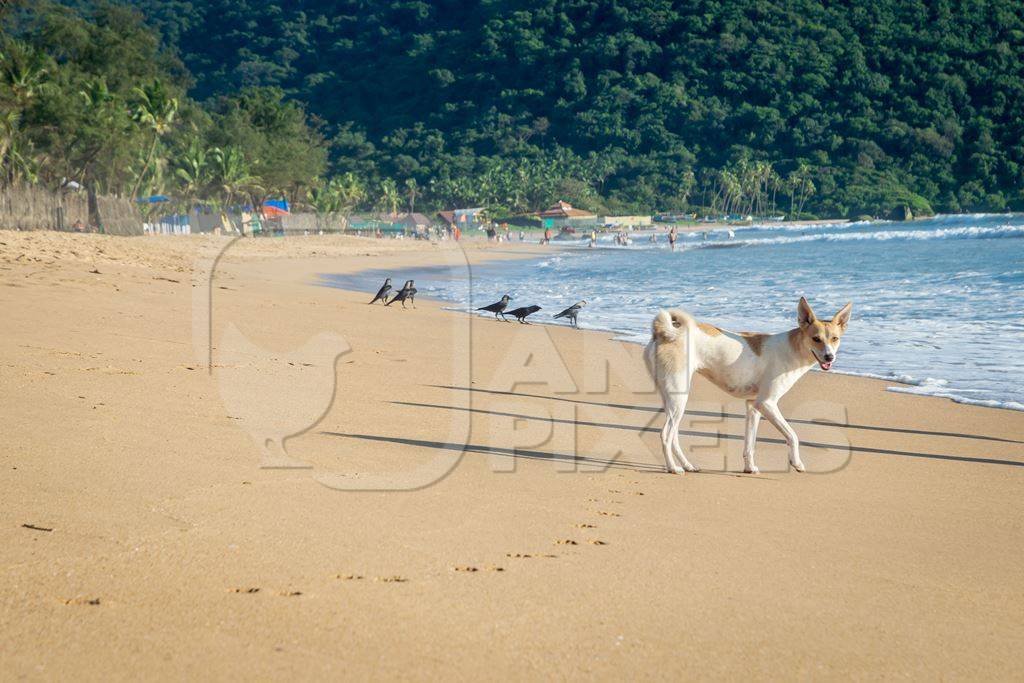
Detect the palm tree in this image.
<box><xmin>172</xmin><ymin>141</ymin><xmax>210</xmax><ymax>206</ymax></box>
<box><xmin>5</xmin><ymin>134</ymin><xmax>38</xmax><ymax>185</ymax></box>
<box><xmin>129</xmin><ymin>79</ymin><xmax>178</xmax><ymax>199</ymax></box>
<box><xmin>0</xmin><ymin>109</ymin><xmax>18</xmax><ymax>179</ymax></box>
<box><xmin>126</xmin><ymin>145</ymin><xmax>167</xmax><ymax>201</ymax></box>
<box><xmin>210</xmin><ymin>146</ymin><xmax>258</xmax><ymax>208</ymax></box>
<box><xmin>334</xmin><ymin>173</ymin><xmax>366</xmax><ymax>218</ymax></box>
<box><xmin>333</xmin><ymin>173</ymin><xmax>366</xmax><ymax>231</ymax></box>
<box><xmin>308</xmin><ymin>178</ymin><xmax>340</xmax><ymax>213</ymax></box>
<box><xmin>787</xmin><ymin>164</ymin><xmax>816</xmax><ymax>217</ymax></box>
<box><xmin>404</xmin><ymin>177</ymin><xmax>419</xmax><ymax>213</ymax></box>
<box><xmin>79</xmin><ymin>78</ymin><xmax>115</xmax><ymax>118</ymax></box>
<box><xmin>0</xmin><ymin>40</ymin><xmax>50</xmax><ymax>108</ymax></box>
<box><xmin>376</xmin><ymin>178</ymin><xmax>400</xmax><ymax>216</ymax></box>
<box><xmin>679</xmin><ymin>169</ymin><xmax>696</xmax><ymax>210</ymax></box>
<box><xmin>74</xmin><ymin>78</ymin><xmax>120</xmax><ymax>185</ymax></box>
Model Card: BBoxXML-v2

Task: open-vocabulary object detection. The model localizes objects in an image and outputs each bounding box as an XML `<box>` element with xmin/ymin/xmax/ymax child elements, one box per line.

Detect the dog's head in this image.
<box><xmin>796</xmin><ymin>298</ymin><xmax>852</xmax><ymax>371</ymax></box>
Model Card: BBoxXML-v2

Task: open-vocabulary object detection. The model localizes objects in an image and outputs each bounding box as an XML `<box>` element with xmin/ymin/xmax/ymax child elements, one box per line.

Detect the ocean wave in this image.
<box><xmin>678</xmin><ymin>223</ymin><xmax>1024</xmax><ymax>251</ymax></box>
<box><xmin>737</xmin><ymin>219</ymin><xmax>868</xmax><ymax>233</ymax></box>
<box><xmin>886</xmin><ymin>383</ymin><xmax>1024</xmax><ymax>412</ymax></box>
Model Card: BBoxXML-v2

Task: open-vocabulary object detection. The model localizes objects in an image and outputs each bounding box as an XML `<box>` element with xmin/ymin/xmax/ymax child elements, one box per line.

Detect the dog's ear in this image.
<box><xmin>833</xmin><ymin>302</ymin><xmax>853</xmax><ymax>330</ymax></box>
<box><xmin>797</xmin><ymin>297</ymin><xmax>817</xmax><ymax>328</ymax></box>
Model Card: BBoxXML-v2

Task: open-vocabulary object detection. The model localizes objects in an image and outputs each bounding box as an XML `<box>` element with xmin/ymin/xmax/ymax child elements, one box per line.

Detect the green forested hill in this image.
<box><xmin>9</xmin><ymin>0</ymin><xmax>1024</xmax><ymax>216</ymax></box>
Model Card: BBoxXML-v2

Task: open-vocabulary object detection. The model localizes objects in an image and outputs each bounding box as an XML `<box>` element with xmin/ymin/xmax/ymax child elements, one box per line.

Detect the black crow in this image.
<box><xmin>507</xmin><ymin>305</ymin><xmax>542</xmax><ymax>323</ymax></box>
<box><xmin>368</xmin><ymin>277</ymin><xmax>392</xmax><ymax>304</ymax></box>
<box><xmin>386</xmin><ymin>279</ymin><xmax>417</xmax><ymax>308</ymax></box>
<box><xmin>477</xmin><ymin>294</ymin><xmax>511</xmax><ymax>321</ymax></box>
<box><xmin>553</xmin><ymin>300</ymin><xmax>587</xmax><ymax>328</ymax></box>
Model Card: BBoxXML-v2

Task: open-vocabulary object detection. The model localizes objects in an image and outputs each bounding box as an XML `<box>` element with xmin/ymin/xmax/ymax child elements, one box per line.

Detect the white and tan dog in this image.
<box><xmin>644</xmin><ymin>298</ymin><xmax>852</xmax><ymax>474</ymax></box>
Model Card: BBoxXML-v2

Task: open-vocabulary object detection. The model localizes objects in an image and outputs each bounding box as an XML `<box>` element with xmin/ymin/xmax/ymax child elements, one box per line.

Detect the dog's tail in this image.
<box><xmin>652</xmin><ymin>308</ymin><xmax>695</xmax><ymax>344</ymax></box>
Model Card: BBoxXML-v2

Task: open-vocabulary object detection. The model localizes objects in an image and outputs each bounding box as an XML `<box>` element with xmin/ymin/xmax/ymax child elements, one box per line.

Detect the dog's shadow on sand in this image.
<box><xmin>320</xmin><ymin>431</ymin><xmax>664</xmax><ymax>472</ymax></box>
<box><xmin>430</xmin><ymin>385</ymin><xmax>1024</xmax><ymax>445</ymax></box>
<box><xmin>359</xmin><ymin>388</ymin><xmax>1023</xmax><ymax>470</ymax></box>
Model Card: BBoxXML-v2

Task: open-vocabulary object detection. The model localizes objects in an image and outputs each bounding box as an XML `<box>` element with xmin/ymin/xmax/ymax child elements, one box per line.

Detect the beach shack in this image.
<box><xmin>537</xmin><ymin>201</ymin><xmax>599</xmax><ymax>230</ymax></box>
<box><xmin>397</xmin><ymin>212</ymin><xmax>434</xmax><ymax>237</ymax></box>
<box><xmin>438</xmin><ymin>208</ymin><xmax>486</xmax><ymax>238</ymax></box>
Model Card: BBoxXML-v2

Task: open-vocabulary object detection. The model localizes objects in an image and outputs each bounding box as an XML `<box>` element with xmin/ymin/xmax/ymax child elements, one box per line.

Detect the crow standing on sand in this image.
<box><xmin>386</xmin><ymin>279</ymin><xmax>417</xmax><ymax>308</ymax></box>
<box><xmin>368</xmin><ymin>277</ymin><xmax>392</xmax><ymax>304</ymax></box>
<box><xmin>477</xmin><ymin>294</ymin><xmax>511</xmax><ymax>321</ymax></box>
<box><xmin>507</xmin><ymin>305</ymin><xmax>542</xmax><ymax>324</ymax></box>
<box><xmin>553</xmin><ymin>300</ymin><xmax>587</xmax><ymax>328</ymax></box>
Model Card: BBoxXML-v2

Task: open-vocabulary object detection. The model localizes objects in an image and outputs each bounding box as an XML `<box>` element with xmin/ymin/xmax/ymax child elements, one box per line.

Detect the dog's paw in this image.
<box><xmin>743</xmin><ymin>466</ymin><xmax>760</xmax><ymax>474</ymax></box>
<box><xmin>792</xmin><ymin>461</ymin><xmax>806</xmax><ymax>473</ymax></box>
<box><xmin>665</xmin><ymin>465</ymin><xmax>686</xmax><ymax>475</ymax></box>
<box><xmin>683</xmin><ymin>463</ymin><xmax>700</xmax><ymax>473</ymax></box>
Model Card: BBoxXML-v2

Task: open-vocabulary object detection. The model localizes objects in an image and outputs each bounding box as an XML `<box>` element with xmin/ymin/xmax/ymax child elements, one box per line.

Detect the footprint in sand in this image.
<box><xmin>596</xmin><ymin>511</ymin><xmax>621</xmax><ymax>517</ymax></box>
<box><xmin>63</xmin><ymin>597</ymin><xmax>101</xmax><ymax>606</ymax></box>
<box><xmin>555</xmin><ymin>539</ymin><xmax>578</xmax><ymax>546</ymax></box>
<box><xmin>229</xmin><ymin>587</ymin><xmax>260</xmax><ymax>594</ymax></box>
<box><xmin>374</xmin><ymin>576</ymin><xmax>407</xmax><ymax>583</ymax></box>
<box><xmin>574</xmin><ymin>523</ymin><xmax>596</xmax><ymax>529</ymax></box>
<box><xmin>277</xmin><ymin>590</ymin><xmax>302</xmax><ymax>597</ymax></box>
<box><xmin>587</xmin><ymin>540</ymin><xmax>608</xmax><ymax>546</ymax></box>
<box><xmin>453</xmin><ymin>565</ymin><xmax>504</xmax><ymax>573</ymax></box>
<box><xmin>336</xmin><ymin>574</ymin><xmax>364</xmax><ymax>580</ymax></box>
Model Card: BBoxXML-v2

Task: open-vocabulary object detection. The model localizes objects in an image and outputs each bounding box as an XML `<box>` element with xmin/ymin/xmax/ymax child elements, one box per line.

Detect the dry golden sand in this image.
<box><xmin>1</xmin><ymin>231</ymin><xmax>1023</xmax><ymax>679</ymax></box>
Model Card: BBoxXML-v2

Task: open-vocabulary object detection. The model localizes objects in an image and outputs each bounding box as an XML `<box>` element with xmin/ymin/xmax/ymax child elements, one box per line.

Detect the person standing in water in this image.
<box><xmin>668</xmin><ymin>226</ymin><xmax>678</xmax><ymax>251</ymax></box>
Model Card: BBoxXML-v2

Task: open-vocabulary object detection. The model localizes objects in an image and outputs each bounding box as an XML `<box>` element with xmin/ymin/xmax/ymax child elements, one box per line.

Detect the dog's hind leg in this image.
<box><xmin>668</xmin><ymin>398</ymin><xmax>699</xmax><ymax>472</ymax></box>
<box><xmin>659</xmin><ymin>406</ymin><xmax>686</xmax><ymax>474</ymax></box>
<box><xmin>742</xmin><ymin>399</ymin><xmax>762</xmax><ymax>474</ymax></box>
<box><xmin>657</xmin><ymin>385</ymin><xmax>685</xmax><ymax>474</ymax></box>
<box><xmin>659</xmin><ymin>380</ymin><xmax>696</xmax><ymax>473</ymax></box>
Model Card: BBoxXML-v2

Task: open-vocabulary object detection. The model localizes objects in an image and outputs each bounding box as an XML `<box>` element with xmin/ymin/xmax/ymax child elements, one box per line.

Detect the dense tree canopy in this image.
<box><xmin>5</xmin><ymin>0</ymin><xmax>1024</xmax><ymax>217</ymax></box>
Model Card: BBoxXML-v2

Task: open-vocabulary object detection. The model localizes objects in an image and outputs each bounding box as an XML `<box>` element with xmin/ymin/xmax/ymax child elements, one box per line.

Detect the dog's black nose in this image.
<box><xmin>823</xmin><ymin>352</ymin><xmax>835</xmax><ymax>362</ymax></box>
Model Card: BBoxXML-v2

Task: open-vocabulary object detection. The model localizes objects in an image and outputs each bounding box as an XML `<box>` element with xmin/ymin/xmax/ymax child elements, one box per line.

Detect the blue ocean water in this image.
<box><xmin>329</xmin><ymin>214</ymin><xmax>1024</xmax><ymax>410</ymax></box>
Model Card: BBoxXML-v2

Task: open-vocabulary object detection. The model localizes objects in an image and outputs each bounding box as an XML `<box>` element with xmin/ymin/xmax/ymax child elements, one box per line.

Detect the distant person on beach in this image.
<box><xmin>519</xmin><ymin>230</ymin><xmax>525</xmax><ymax>241</ymax></box>
<box><xmin>543</xmin><ymin>228</ymin><xmax>551</xmax><ymax>245</ymax></box>
<box><xmin>668</xmin><ymin>226</ymin><xmax>677</xmax><ymax>251</ymax></box>
<box><xmin>590</xmin><ymin>229</ymin><xmax>597</xmax><ymax>248</ymax></box>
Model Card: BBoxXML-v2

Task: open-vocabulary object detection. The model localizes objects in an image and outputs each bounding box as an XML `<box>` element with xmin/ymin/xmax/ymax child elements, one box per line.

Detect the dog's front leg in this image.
<box><xmin>742</xmin><ymin>399</ymin><xmax>761</xmax><ymax>474</ymax></box>
<box><xmin>756</xmin><ymin>400</ymin><xmax>805</xmax><ymax>472</ymax></box>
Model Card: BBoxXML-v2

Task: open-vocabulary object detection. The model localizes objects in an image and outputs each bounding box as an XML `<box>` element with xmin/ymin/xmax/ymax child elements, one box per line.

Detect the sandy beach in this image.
<box><xmin>2</xmin><ymin>231</ymin><xmax>1023</xmax><ymax>679</ymax></box>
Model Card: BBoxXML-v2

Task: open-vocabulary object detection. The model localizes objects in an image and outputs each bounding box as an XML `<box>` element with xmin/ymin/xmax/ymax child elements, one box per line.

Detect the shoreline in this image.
<box><xmin>321</xmin><ymin>245</ymin><xmax>1024</xmax><ymax>415</ymax></box>
<box><xmin>2</xmin><ymin>230</ymin><xmax>1023</xmax><ymax>678</ymax></box>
